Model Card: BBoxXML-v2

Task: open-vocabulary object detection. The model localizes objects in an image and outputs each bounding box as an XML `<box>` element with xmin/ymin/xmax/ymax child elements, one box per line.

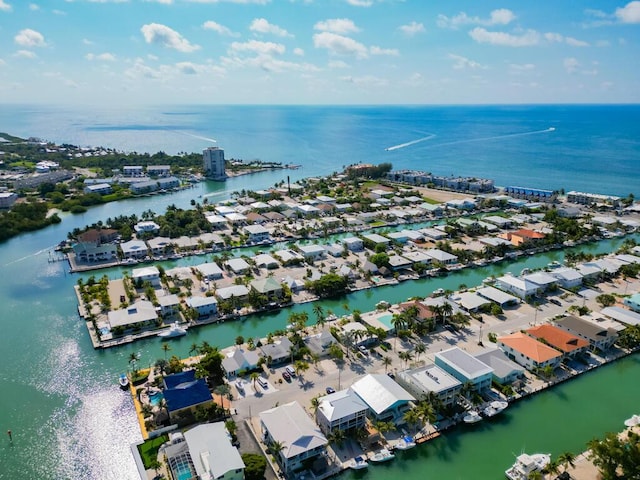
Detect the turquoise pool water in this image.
<box><xmin>149</xmin><ymin>391</ymin><xmax>163</xmax><ymax>407</ymax></box>
<box><xmin>377</xmin><ymin>314</ymin><xmax>394</xmax><ymax>329</ymax></box>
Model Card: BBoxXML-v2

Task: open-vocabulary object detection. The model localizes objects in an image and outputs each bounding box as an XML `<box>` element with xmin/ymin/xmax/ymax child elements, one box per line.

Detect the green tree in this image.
<box><xmin>588</xmin><ymin>431</ymin><xmax>640</xmax><ymax>480</ymax></box>
<box><xmin>241</xmin><ymin>453</ymin><xmax>267</xmax><ymax>480</ymax></box>
<box><xmin>382</xmin><ymin>356</ymin><xmax>392</xmax><ymax>373</ymax></box>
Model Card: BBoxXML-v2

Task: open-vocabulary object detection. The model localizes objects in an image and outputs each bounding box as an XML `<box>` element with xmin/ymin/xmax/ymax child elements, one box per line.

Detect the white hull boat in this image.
<box><xmin>158</xmin><ymin>322</ymin><xmax>188</xmax><ymax>338</ymax></box>
<box><xmin>483</xmin><ymin>401</ymin><xmax>509</xmax><ymax>418</ymax></box>
<box><xmin>394</xmin><ymin>436</ymin><xmax>416</xmax><ymax>450</ymax></box>
<box><xmin>349</xmin><ymin>456</ymin><xmax>369</xmax><ymax>470</ymax></box>
<box><xmin>370</xmin><ymin>448</ymin><xmax>395</xmax><ymax>463</ymax></box>
<box><xmin>118</xmin><ymin>373</ymin><xmax>129</xmax><ymax>390</ymax></box>
<box><xmin>463</xmin><ymin>410</ymin><xmax>483</xmax><ymax>424</ymax></box>
<box><xmin>505</xmin><ymin>453</ymin><xmax>551</xmax><ymax>480</ymax></box>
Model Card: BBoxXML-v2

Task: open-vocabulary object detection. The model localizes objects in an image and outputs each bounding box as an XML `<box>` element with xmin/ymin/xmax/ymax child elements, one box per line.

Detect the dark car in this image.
<box><xmin>282</xmin><ymin>371</ymin><xmax>291</xmax><ymax>381</ymax></box>
<box><xmin>549</xmin><ymin>298</ymin><xmax>562</xmax><ymax>306</ymax></box>
<box><xmin>326</xmin><ymin>387</ymin><xmax>336</xmax><ymax>394</ymax></box>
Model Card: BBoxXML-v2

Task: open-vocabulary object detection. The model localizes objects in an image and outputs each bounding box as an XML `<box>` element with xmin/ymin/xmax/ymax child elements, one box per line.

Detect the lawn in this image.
<box><xmin>138</xmin><ymin>434</ymin><xmax>168</xmax><ymax>468</ymax></box>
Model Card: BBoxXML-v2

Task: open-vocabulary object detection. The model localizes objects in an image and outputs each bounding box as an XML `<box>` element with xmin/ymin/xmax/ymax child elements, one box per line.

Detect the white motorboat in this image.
<box><xmin>158</xmin><ymin>322</ymin><xmax>188</xmax><ymax>338</ymax></box>
<box><xmin>370</xmin><ymin>448</ymin><xmax>395</xmax><ymax>463</ymax></box>
<box><xmin>505</xmin><ymin>453</ymin><xmax>551</xmax><ymax>480</ymax></box>
<box><xmin>349</xmin><ymin>456</ymin><xmax>369</xmax><ymax>470</ymax></box>
<box><xmin>394</xmin><ymin>435</ymin><xmax>416</xmax><ymax>450</ymax></box>
<box><xmin>483</xmin><ymin>401</ymin><xmax>509</xmax><ymax>418</ymax></box>
<box><xmin>118</xmin><ymin>373</ymin><xmax>129</xmax><ymax>390</ymax></box>
<box><xmin>624</xmin><ymin>414</ymin><xmax>640</xmax><ymax>427</ymax></box>
<box><xmin>463</xmin><ymin>410</ymin><xmax>483</xmax><ymax>424</ymax></box>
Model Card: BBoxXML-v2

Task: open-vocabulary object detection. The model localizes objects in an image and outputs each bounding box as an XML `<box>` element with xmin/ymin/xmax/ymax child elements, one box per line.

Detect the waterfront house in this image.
<box><xmin>315</xmin><ymin>389</ymin><xmax>368</xmax><ymax>435</ymax></box>
<box><xmin>361</xmin><ymin>233</ymin><xmax>391</xmax><ymax>248</ymax></box>
<box><xmin>84</xmin><ymin>183</ymin><xmax>112</xmax><ymax>195</ymax></box>
<box><xmin>76</xmin><ymin>228</ymin><xmax>119</xmax><ymax>245</ymax></box>
<box><xmin>386</xmin><ymin>231</ymin><xmax>409</xmax><ymax>244</ymax></box>
<box><xmin>215</xmin><ymin>285</ymin><xmax>250</xmax><ymax>303</ymax></box>
<box><xmin>402</xmin><ymin>250</ymin><xmax>433</xmax><ymax>267</ymax></box>
<box><xmin>259</xmin><ymin>337</ymin><xmax>293</xmax><ymax>366</ymax></box>
<box><xmin>419</xmin><ymin>227</ymin><xmax>448</xmax><ymax>240</ymax></box>
<box><xmin>396</xmin><ymin>364</ymin><xmax>461</xmax><ymax>408</ymax></box>
<box><xmin>576</xmin><ymin>263</ymin><xmax>603</xmax><ymax>282</ymax></box>
<box><xmin>623</xmin><ymin>293</ymin><xmax>640</xmax><ymax>313</ymax></box>
<box><xmin>483</xmin><ymin>215</ymin><xmax>514</xmax><ymax>229</ymax></box>
<box><xmin>424</xmin><ymin>248</ymin><xmax>458</xmax><ymax>265</ymax></box>
<box><xmin>552</xmin><ymin>315</ymin><xmax>618</xmax><ymax>352</ymax></box>
<box><xmin>274</xmin><ymin>249</ymin><xmax>304</xmax><ymax>265</ymax></box>
<box><xmin>387</xmin><ymin>254</ymin><xmax>412</xmax><ymax>271</ymax></box>
<box><xmin>259</xmin><ymin>401</ymin><xmax>328</xmax><ymax>476</ymax></box>
<box><xmin>120</xmin><ymin>239</ymin><xmax>149</xmax><ymax>260</ymax></box>
<box><xmin>549</xmin><ymin>267</ymin><xmax>584</xmax><ymax>289</ymax></box>
<box><xmin>206</xmin><ymin>214</ymin><xmax>228</xmax><ymax>229</ymax></box>
<box><xmin>224</xmin><ymin>258</ymin><xmax>250</xmax><ymax>275</ymax></box>
<box><xmin>243</xmin><ymin>224</ymin><xmax>271</xmax><ymax>243</ymax></box>
<box><xmin>195</xmin><ymin>262</ymin><xmax>224</xmax><ymax>281</ymax></box>
<box><xmin>225</xmin><ymin>212</ymin><xmax>248</xmax><ymax>225</ymax></box>
<box><xmin>523</xmin><ymin>272</ymin><xmax>559</xmax><ymax>292</ymax></box>
<box><xmin>296</xmin><ymin>204</ymin><xmax>321</xmax><ymax>216</ymax></box>
<box><xmin>496</xmin><ymin>274</ymin><xmax>541</xmax><ymax>300</ymax></box>
<box><xmin>473</xmin><ymin>348</ymin><xmax>525</xmax><ymax>385</ymax></box>
<box><xmin>157</xmin><ymin>294</ymin><xmax>180</xmax><ymax>317</ymax></box>
<box><xmin>350</xmin><ymin>374</ymin><xmax>415</xmax><ymax>423</ymax></box>
<box><xmin>147</xmin><ymin>236</ymin><xmax>173</xmax><ymax>257</ymax></box>
<box><xmin>303</xmin><ymin>331</ymin><xmax>337</xmax><ymax>357</ymax></box>
<box><xmin>132</xmin><ymin>266</ymin><xmax>161</xmax><ymax>287</ymax></box>
<box><xmin>298</xmin><ymin>244</ymin><xmax>326</xmax><ymax>261</ymax></box>
<box><xmin>324</xmin><ymin>243</ymin><xmax>344</xmax><ymax>257</ymax></box>
<box><xmin>222</xmin><ymin>348</ymin><xmax>261</xmax><ymax>378</ymax></box>
<box><xmin>163</xmin><ymin>370</ymin><xmax>213</xmax><ymax>423</ymax></box>
<box><xmin>146</xmin><ymin>165</ymin><xmax>171</xmax><ymax>177</ymax></box>
<box><xmin>164</xmin><ymin>422</ymin><xmax>244</xmax><ymax>480</ymax></box>
<box><xmin>526</xmin><ymin>324</ymin><xmax>589</xmax><ymax>359</ymax></box>
<box><xmin>434</xmin><ymin>347</ymin><xmax>493</xmax><ymax>392</ymax></box>
<box><xmin>186</xmin><ymin>296</ymin><xmax>218</xmax><ymax>318</ymax></box>
<box><xmin>134</xmin><ymin>221</ymin><xmax>160</xmax><ymax>234</ymax></box>
<box><xmin>73</xmin><ymin>241</ymin><xmax>118</xmax><ymax>264</ymax></box>
<box><xmin>343</xmin><ymin>237</ymin><xmax>364</xmax><ymax>251</ymax></box>
<box><xmin>497</xmin><ymin>332</ymin><xmax>562</xmax><ymax>371</ymax></box>
<box><xmin>476</xmin><ymin>286</ymin><xmax>520</xmax><ymax>308</ymax></box>
<box><xmin>499</xmin><ymin>228</ymin><xmax>545</xmax><ymax>247</ymax></box>
<box><xmin>250</xmin><ymin>277</ymin><xmax>283</xmax><ymax>301</ymax></box>
<box><xmin>451</xmin><ymin>291</ymin><xmax>491</xmax><ymax>313</ymax></box>
<box><xmin>342</xmin><ymin>321</ymin><xmax>377</xmax><ymax>347</ymax></box>
<box><xmin>600</xmin><ymin>306</ymin><xmax>640</xmax><ymax>327</ymax></box>
<box><xmin>107</xmin><ymin>300</ymin><xmax>158</xmax><ymax>331</ymax></box>
<box><xmin>253</xmin><ymin>253</ymin><xmax>279</xmax><ymax>270</ymax></box>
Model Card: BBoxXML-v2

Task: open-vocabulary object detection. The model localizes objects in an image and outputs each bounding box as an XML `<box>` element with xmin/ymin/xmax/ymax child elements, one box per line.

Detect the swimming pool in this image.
<box><xmin>377</xmin><ymin>314</ymin><xmax>394</xmax><ymax>329</ymax></box>
<box><xmin>148</xmin><ymin>391</ymin><xmax>164</xmax><ymax>407</ymax></box>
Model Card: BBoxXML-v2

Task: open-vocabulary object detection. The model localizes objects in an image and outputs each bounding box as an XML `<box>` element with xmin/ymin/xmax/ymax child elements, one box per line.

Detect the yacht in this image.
<box><xmin>370</xmin><ymin>448</ymin><xmax>395</xmax><ymax>463</ymax></box>
<box><xmin>348</xmin><ymin>456</ymin><xmax>369</xmax><ymax>470</ymax></box>
<box><xmin>158</xmin><ymin>322</ymin><xmax>188</xmax><ymax>339</ymax></box>
<box><xmin>483</xmin><ymin>401</ymin><xmax>509</xmax><ymax>418</ymax></box>
<box><xmin>463</xmin><ymin>410</ymin><xmax>483</xmax><ymax>424</ymax></box>
<box><xmin>118</xmin><ymin>373</ymin><xmax>129</xmax><ymax>390</ymax></box>
<box><xmin>394</xmin><ymin>435</ymin><xmax>416</xmax><ymax>450</ymax></box>
<box><xmin>505</xmin><ymin>453</ymin><xmax>551</xmax><ymax>480</ymax></box>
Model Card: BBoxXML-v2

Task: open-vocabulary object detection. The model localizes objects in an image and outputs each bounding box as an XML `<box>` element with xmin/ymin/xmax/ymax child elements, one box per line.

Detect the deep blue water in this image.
<box><xmin>1</xmin><ymin>104</ymin><xmax>639</xmax><ymax>196</ymax></box>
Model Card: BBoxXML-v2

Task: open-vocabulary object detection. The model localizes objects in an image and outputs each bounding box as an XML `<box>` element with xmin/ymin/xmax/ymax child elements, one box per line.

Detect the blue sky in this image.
<box><xmin>0</xmin><ymin>0</ymin><xmax>639</xmax><ymax>105</ymax></box>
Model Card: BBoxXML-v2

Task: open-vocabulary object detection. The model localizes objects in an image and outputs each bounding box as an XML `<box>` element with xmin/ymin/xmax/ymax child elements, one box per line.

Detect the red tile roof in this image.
<box><xmin>498</xmin><ymin>332</ymin><xmax>561</xmax><ymax>363</ymax></box>
<box><xmin>526</xmin><ymin>324</ymin><xmax>589</xmax><ymax>353</ymax></box>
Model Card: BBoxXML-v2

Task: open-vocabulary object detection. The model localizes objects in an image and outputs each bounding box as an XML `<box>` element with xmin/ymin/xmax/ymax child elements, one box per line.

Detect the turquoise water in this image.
<box><xmin>149</xmin><ymin>392</ymin><xmax>163</xmax><ymax>407</ymax></box>
<box><xmin>377</xmin><ymin>314</ymin><xmax>394</xmax><ymax>329</ymax></box>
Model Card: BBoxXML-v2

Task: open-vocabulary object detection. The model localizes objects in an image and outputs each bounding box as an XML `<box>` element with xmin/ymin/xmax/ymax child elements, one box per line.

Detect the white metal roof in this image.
<box><xmin>350</xmin><ymin>374</ymin><xmax>415</xmax><ymax>415</ymax></box>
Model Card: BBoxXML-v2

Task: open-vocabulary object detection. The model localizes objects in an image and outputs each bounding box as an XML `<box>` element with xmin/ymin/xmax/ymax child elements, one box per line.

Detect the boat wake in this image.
<box><xmin>4</xmin><ymin>244</ymin><xmax>59</xmax><ymax>267</ymax></box>
<box><xmin>385</xmin><ymin>133</ymin><xmax>436</xmax><ymax>151</ymax></box>
<box><xmin>166</xmin><ymin>129</ymin><xmax>217</xmax><ymax>144</ymax></box>
<box><xmin>421</xmin><ymin>128</ymin><xmax>555</xmax><ymax>150</ymax></box>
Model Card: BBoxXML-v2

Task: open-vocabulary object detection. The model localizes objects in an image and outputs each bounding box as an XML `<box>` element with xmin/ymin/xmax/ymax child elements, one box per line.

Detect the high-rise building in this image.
<box><xmin>203</xmin><ymin>146</ymin><xmax>226</xmax><ymax>180</ymax></box>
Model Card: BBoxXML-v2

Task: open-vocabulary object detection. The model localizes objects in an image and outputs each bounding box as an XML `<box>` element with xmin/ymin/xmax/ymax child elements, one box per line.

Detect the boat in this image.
<box><xmin>118</xmin><ymin>373</ymin><xmax>129</xmax><ymax>390</ymax></box>
<box><xmin>483</xmin><ymin>400</ymin><xmax>509</xmax><ymax>418</ymax></box>
<box><xmin>505</xmin><ymin>453</ymin><xmax>551</xmax><ymax>480</ymax></box>
<box><xmin>370</xmin><ymin>448</ymin><xmax>395</xmax><ymax>463</ymax></box>
<box><xmin>394</xmin><ymin>435</ymin><xmax>416</xmax><ymax>450</ymax></box>
<box><xmin>463</xmin><ymin>410</ymin><xmax>483</xmax><ymax>424</ymax></box>
<box><xmin>624</xmin><ymin>414</ymin><xmax>640</xmax><ymax>427</ymax></box>
<box><xmin>349</xmin><ymin>456</ymin><xmax>369</xmax><ymax>470</ymax></box>
<box><xmin>158</xmin><ymin>322</ymin><xmax>188</xmax><ymax>338</ymax></box>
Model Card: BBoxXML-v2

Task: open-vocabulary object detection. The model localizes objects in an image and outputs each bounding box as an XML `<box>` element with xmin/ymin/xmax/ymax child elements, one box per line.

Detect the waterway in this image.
<box><xmin>0</xmin><ymin>177</ymin><xmax>638</xmax><ymax>479</ymax></box>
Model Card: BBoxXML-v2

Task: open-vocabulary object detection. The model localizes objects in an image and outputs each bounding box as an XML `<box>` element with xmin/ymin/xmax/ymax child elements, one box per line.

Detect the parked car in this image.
<box><xmin>257</xmin><ymin>377</ymin><xmax>268</xmax><ymax>389</ymax></box>
<box><xmin>282</xmin><ymin>371</ymin><xmax>291</xmax><ymax>381</ymax></box>
<box><xmin>285</xmin><ymin>365</ymin><xmax>296</xmax><ymax>377</ymax></box>
<box><xmin>358</xmin><ymin>345</ymin><xmax>369</xmax><ymax>356</ymax></box>
<box><xmin>549</xmin><ymin>298</ymin><xmax>562</xmax><ymax>306</ymax></box>
<box><xmin>326</xmin><ymin>387</ymin><xmax>336</xmax><ymax>394</ymax></box>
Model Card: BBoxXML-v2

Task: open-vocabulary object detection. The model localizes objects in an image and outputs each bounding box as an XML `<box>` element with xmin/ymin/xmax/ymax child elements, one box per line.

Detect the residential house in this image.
<box><xmin>396</xmin><ymin>364</ymin><xmax>461</xmax><ymax>408</ymax></box>
<box><xmin>451</xmin><ymin>291</ymin><xmax>491</xmax><ymax>313</ymax></box>
<box><xmin>196</xmin><ymin>262</ymin><xmax>224</xmax><ymax>281</ymax></box>
<box><xmin>499</xmin><ymin>229</ymin><xmax>546</xmax><ymax>247</ymax></box>
<box><xmin>224</xmin><ymin>258</ymin><xmax>250</xmax><ymax>275</ymax></box>
<box><xmin>216</xmin><ymin>285</ymin><xmax>250</xmax><ymax>303</ymax></box>
<box><xmin>526</xmin><ymin>324</ymin><xmax>589</xmax><ymax>359</ymax></box>
<box><xmin>274</xmin><ymin>249</ymin><xmax>304</xmax><ymax>265</ymax></box>
<box><xmin>243</xmin><ymin>224</ymin><xmax>271</xmax><ymax>243</ymax></box>
<box><xmin>600</xmin><ymin>306</ymin><xmax>640</xmax><ymax>327</ymax></box>
<box><xmin>549</xmin><ymin>267</ymin><xmax>584</xmax><ymax>289</ymax></box>
<box><xmin>132</xmin><ymin>266</ymin><xmax>161</xmax><ymax>287</ymax></box>
<box><xmin>134</xmin><ymin>221</ymin><xmax>160</xmax><ymax>234</ymax></box>
<box><xmin>250</xmin><ymin>277</ymin><xmax>283</xmax><ymax>301</ymax></box>
<box><xmin>260</xmin><ymin>337</ymin><xmax>293</xmax><ymax>365</ymax></box>
<box><xmin>222</xmin><ymin>348</ymin><xmax>261</xmax><ymax>378</ymax></box>
<box><xmin>474</xmin><ymin>348</ymin><xmax>525</xmax><ymax>385</ymax></box>
<box><xmin>253</xmin><ymin>253</ymin><xmax>279</xmax><ymax>270</ymax></box>
<box><xmin>147</xmin><ymin>236</ymin><xmax>173</xmax><ymax>257</ymax></box>
<box><xmin>146</xmin><ymin>165</ymin><xmax>171</xmax><ymax>177</ymax></box>
<box><xmin>316</xmin><ymin>389</ymin><xmax>368</xmax><ymax>435</ymax></box>
<box><xmin>157</xmin><ymin>294</ymin><xmax>180</xmax><ymax>317</ymax></box>
<box><xmin>361</xmin><ymin>233</ymin><xmax>391</xmax><ymax>248</ymax></box>
<box><xmin>497</xmin><ymin>332</ymin><xmax>562</xmax><ymax>371</ymax></box>
<box><xmin>186</xmin><ymin>296</ymin><xmax>218</xmax><ymax>318</ymax></box>
<box><xmin>623</xmin><ymin>293</ymin><xmax>640</xmax><ymax>313</ymax></box>
<box><xmin>434</xmin><ymin>347</ymin><xmax>493</xmax><ymax>392</ymax></box>
<box><xmin>343</xmin><ymin>237</ymin><xmax>364</xmax><ymax>251</ymax></box>
<box><xmin>298</xmin><ymin>244</ymin><xmax>326</xmax><ymax>261</ymax></box>
<box><xmin>206</xmin><ymin>214</ymin><xmax>228</xmax><ymax>229</ymax></box>
<box><xmin>476</xmin><ymin>286</ymin><xmax>520</xmax><ymax>308</ymax></box>
<box><xmin>496</xmin><ymin>274</ymin><xmax>541</xmax><ymax>300</ymax></box>
<box><xmin>419</xmin><ymin>227</ymin><xmax>447</xmax><ymax>240</ymax></box>
<box><xmin>0</xmin><ymin>192</ymin><xmax>19</xmax><ymax>208</ymax></box>
<box><xmin>552</xmin><ymin>315</ymin><xmax>618</xmax><ymax>352</ymax></box>
<box><xmin>259</xmin><ymin>401</ymin><xmax>328</xmax><ymax>475</ymax></box>
<box><xmin>387</xmin><ymin>254</ymin><xmax>412</xmax><ymax>271</ymax></box>
<box><xmin>163</xmin><ymin>370</ymin><xmax>214</xmax><ymax>423</ymax></box>
<box><xmin>120</xmin><ymin>239</ymin><xmax>149</xmax><ymax>260</ymax></box>
<box><xmin>522</xmin><ymin>272</ymin><xmax>558</xmax><ymax>292</ymax></box>
<box><xmin>350</xmin><ymin>374</ymin><xmax>415</xmax><ymax>423</ymax></box>
<box><xmin>107</xmin><ymin>300</ymin><xmax>158</xmax><ymax>331</ymax></box>
<box><xmin>424</xmin><ymin>248</ymin><xmax>458</xmax><ymax>265</ymax></box>
<box><xmin>84</xmin><ymin>183</ymin><xmax>112</xmax><ymax>195</ymax></box>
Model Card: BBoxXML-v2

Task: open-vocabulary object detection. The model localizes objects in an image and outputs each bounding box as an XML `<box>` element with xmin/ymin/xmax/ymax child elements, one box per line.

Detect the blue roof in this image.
<box><xmin>163</xmin><ymin>378</ymin><xmax>212</xmax><ymax>412</ymax></box>
<box><xmin>164</xmin><ymin>370</ymin><xmax>196</xmax><ymax>389</ymax></box>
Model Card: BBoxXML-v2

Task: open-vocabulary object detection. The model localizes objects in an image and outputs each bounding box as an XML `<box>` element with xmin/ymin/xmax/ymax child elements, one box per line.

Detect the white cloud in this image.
<box><xmin>53</xmin><ymin>9</ymin><xmax>66</xmax><ymax>14</ymax></box>
<box><xmin>0</xmin><ymin>0</ymin><xmax>12</xmax><ymax>12</ymax></box>
<box><xmin>0</xmin><ymin>59</ymin><xmax>5</xmax><ymax>66</ymax></box>
<box><xmin>230</xmin><ymin>39</ymin><xmax>285</xmax><ymax>55</ymax></box>
<box><xmin>202</xmin><ymin>20</ymin><xmax>239</xmax><ymax>37</ymax></box>
<box><xmin>544</xmin><ymin>32</ymin><xmax>563</xmax><ymax>43</ymax></box>
<box><xmin>82</xmin><ymin>38</ymin><xmax>94</xmax><ymax>45</ymax></box>
<box><xmin>176</xmin><ymin>61</ymin><xmax>198</xmax><ymax>74</ymax></box>
<box><xmin>15</xmin><ymin>29</ymin><xmax>47</xmax><ymax>47</ymax></box>
<box><xmin>314</xmin><ymin>18</ymin><xmax>360</xmax><ymax>34</ymax></box>
<box><xmin>340</xmin><ymin>75</ymin><xmax>388</xmax><ymax>87</ymax></box>
<box><xmin>141</xmin><ymin>23</ymin><xmax>200</xmax><ymax>52</ymax></box>
<box><xmin>29</xmin><ymin>4</ymin><xmax>39</xmax><ymax>11</ymax></box>
<box><xmin>146</xmin><ymin>0</ymin><xmax>173</xmax><ymax>3</ymax></box>
<box><xmin>449</xmin><ymin>53</ymin><xmax>486</xmax><ymax>70</ymax></box>
<box><xmin>328</xmin><ymin>60</ymin><xmax>349</xmax><ymax>69</ymax></box>
<box><xmin>438</xmin><ymin>8</ymin><xmax>516</xmax><ymax>29</ymax></box>
<box><xmin>86</xmin><ymin>52</ymin><xmax>116</xmax><ymax>61</ymax></box>
<box><xmin>564</xmin><ymin>57</ymin><xmax>579</xmax><ymax>73</ymax></box>
<box><xmin>13</xmin><ymin>50</ymin><xmax>37</xmax><ymax>59</ymax></box>
<box><xmin>469</xmin><ymin>27</ymin><xmax>540</xmax><ymax>47</ymax></box>
<box><xmin>313</xmin><ymin>32</ymin><xmax>368</xmax><ymax>58</ymax></box>
<box><xmin>565</xmin><ymin>37</ymin><xmax>589</xmax><ymax>47</ymax></box>
<box><xmin>184</xmin><ymin>0</ymin><xmax>270</xmax><ymax>3</ymax></box>
<box><xmin>249</xmin><ymin>18</ymin><xmax>292</xmax><ymax>37</ymax></box>
<box><xmin>399</xmin><ymin>21</ymin><xmax>425</xmax><ymax>36</ymax></box>
<box><xmin>370</xmin><ymin>46</ymin><xmax>398</xmax><ymax>56</ymax></box>
<box><xmin>509</xmin><ymin>63</ymin><xmax>535</xmax><ymax>72</ymax></box>
<box><xmin>345</xmin><ymin>0</ymin><xmax>373</xmax><ymax>6</ymax></box>
<box><xmin>616</xmin><ymin>1</ymin><xmax>640</xmax><ymax>23</ymax></box>
<box><xmin>293</xmin><ymin>47</ymin><xmax>304</xmax><ymax>56</ymax></box>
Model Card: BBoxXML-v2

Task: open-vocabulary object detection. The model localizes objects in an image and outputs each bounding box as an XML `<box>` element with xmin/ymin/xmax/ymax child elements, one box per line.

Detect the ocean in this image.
<box><xmin>1</xmin><ymin>104</ymin><xmax>639</xmax><ymax>196</ymax></box>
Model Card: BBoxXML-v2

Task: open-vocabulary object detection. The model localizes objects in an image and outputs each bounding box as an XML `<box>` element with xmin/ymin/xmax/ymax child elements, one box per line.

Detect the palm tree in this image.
<box><xmin>428</xmin><ymin>304</ymin><xmax>443</xmax><ymax>324</ymax></box>
<box><xmin>414</xmin><ymin>343</ymin><xmax>426</xmax><ymax>362</ymax></box>
<box><xmin>416</xmin><ymin>401</ymin><xmax>436</xmax><ymax>426</ymax></box>
<box><xmin>214</xmin><ymin>384</ymin><xmax>231</xmax><ymax>418</ymax></box>
<box><xmin>189</xmin><ymin>342</ymin><xmax>199</xmax><ymax>357</ymax></box>
<box><xmin>310</xmin><ymin>396</ymin><xmax>321</xmax><ymax>413</ymax></box>
<box><xmin>382</xmin><ymin>356</ymin><xmax>392</xmax><ymax>373</ymax></box>
<box><xmin>161</xmin><ymin>343</ymin><xmax>171</xmax><ymax>360</ymax></box>
<box><xmin>441</xmin><ymin>302</ymin><xmax>453</xmax><ymax>325</ymax></box>
<box><xmin>403</xmin><ymin>408</ymin><xmax>422</xmax><ymax>435</ymax></box>
<box><xmin>128</xmin><ymin>352</ymin><xmax>139</xmax><ymax>373</ymax></box>
<box><xmin>294</xmin><ymin>360</ymin><xmax>309</xmax><ymax>382</ymax></box>
<box><xmin>398</xmin><ymin>350</ymin><xmax>413</xmax><ymax>368</ymax></box>
<box><xmin>557</xmin><ymin>451</ymin><xmax>576</xmax><ymax>472</ymax></box>
<box><xmin>372</xmin><ymin>419</ymin><xmax>395</xmax><ymax>436</ymax></box>
<box><xmin>313</xmin><ymin>304</ymin><xmax>325</xmax><ymax>328</ymax></box>
<box><xmin>250</xmin><ymin>372</ymin><xmax>260</xmax><ymax>391</ymax></box>
<box><xmin>269</xmin><ymin>440</ymin><xmax>285</xmax><ymax>461</ymax></box>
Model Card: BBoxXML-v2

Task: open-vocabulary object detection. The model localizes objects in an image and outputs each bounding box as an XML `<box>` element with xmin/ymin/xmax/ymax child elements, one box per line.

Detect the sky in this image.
<box><xmin>0</xmin><ymin>0</ymin><xmax>639</xmax><ymax>105</ymax></box>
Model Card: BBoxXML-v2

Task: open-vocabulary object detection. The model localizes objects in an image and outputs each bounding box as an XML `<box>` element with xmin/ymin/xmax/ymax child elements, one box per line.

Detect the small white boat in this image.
<box><xmin>483</xmin><ymin>401</ymin><xmax>509</xmax><ymax>418</ymax></box>
<box><xmin>349</xmin><ymin>456</ymin><xmax>369</xmax><ymax>470</ymax></box>
<box><xmin>158</xmin><ymin>322</ymin><xmax>188</xmax><ymax>338</ymax></box>
<box><xmin>505</xmin><ymin>453</ymin><xmax>551</xmax><ymax>480</ymax></box>
<box><xmin>624</xmin><ymin>414</ymin><xmax>640</xmax><ymax>427</ymax></box>
<box><xmin>463</xmin><ymin>410</ymin><xmax>483</xmax><ymax>424</ymax></box>
<box><xmin>370</xmin><ymin>448</ymin><xmax>395</xmax><ymax>463</ymax></box>
<box><xmin>118</xmin><ymin>373</ymin><xmax>129</xmax><ymax>390</ymax></box>
<box><xmin>394</xmin><ymin>435</ymin><xmax>416</xmax><ymax>450</ymax></box>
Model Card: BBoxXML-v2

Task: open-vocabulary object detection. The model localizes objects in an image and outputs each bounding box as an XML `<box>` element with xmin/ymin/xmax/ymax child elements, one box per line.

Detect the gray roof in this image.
<box><xmin>398</xmin><ymin>364</ymin><xmax>461</xmax><ymax>395</ymax></box>
<box><xmin>260</xmin><ymin>337</ymin><xmax>293</xmax><ymax>360</ymax></box>
<box><xmin>350</xmin><ymin>374</ymin><xmax>415</xmax><ymax>415</ymax></box>
<box><xmin>260</xmin><ymin>401</ymin><xmax>327</xmax><ymax>459</ymax></box>
<box><xmin>196</xmin><ymin>262</ymin><xmax>223</xmax><ymax>278</ymax></box>
<box><xmin>216</xmin><ymin>284</ymin><xmax>249</xmax><ymax>300</ymax></box>
<box><xmin>317</xmin><ymin>389</ymin><xmax>368</xmax><ymax>422</ymax></box>
<box><xmin>435</xmin><ymin>347</ymin><xmax>493</xmax><ymax>380</ymax></box>
<box><xmin>453</xmin><ymin>291</ymin><xmax>490</xmax><ymax>310</ymax></box>
<box><xmin>474</xmin><ymin>348</ymin><xmax>524</xmax><ymax>380</ymax></box>
<box><xmin>600</xmin><ymin>306</ymin><xmax>640</xmax><ymax>326</ymax></box>
<box><xmin>187</xmin><ymin>296</ymin><xmax>218</xmax><ymax>308</ymax></box>
<box><xmin>476</xmin><ymin>286</ymin><xmax>519</xmax><ymax>305</ymax></box>
<box><xmin>183</xmin><ymin>423</ymin><xmax>245</xmax><ymax>480</ymax></box>
<box><xmin>225</xmin><ymin>257</ymin><xmax>250</xmax><ymax>273</ymax></box>
<box><xmin>553</xmin><ymin>315</ymin><xmax>618</xmax><ymax>341</ymax></box>
<box><xmin>107</xmin><ymin>300</ymin><xmax>157</xmax><ymax>328</ymax></box>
